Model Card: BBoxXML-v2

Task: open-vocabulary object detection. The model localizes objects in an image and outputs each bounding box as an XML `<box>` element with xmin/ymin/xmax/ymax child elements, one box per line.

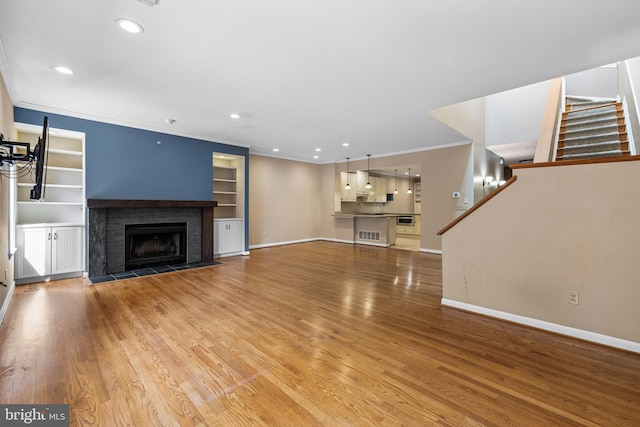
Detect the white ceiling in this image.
<box><xmin>2</xmin><ymin>0</ymin><xmax>640</xmax><ymax>164</ymax></box>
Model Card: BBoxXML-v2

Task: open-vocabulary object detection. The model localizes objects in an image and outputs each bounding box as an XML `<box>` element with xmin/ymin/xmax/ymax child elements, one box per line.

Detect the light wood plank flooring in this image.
<box><xmin>1</xmin><ymin>241</ymin><xmax>639</xmax><ymax>426</ymax></box>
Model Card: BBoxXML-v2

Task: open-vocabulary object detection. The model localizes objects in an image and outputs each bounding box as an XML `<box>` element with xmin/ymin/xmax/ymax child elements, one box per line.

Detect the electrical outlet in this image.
<box><xmin>569</xmin><ymin>291</ymin><xmax>579</xmax><ymax>305</ymax></box>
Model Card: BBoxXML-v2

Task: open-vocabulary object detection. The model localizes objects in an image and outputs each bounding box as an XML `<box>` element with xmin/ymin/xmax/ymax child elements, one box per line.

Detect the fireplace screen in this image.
<box><xmin>125</xmin><ymin>222</ymin><xmax>187</xmax><ymax>270</ymax></box>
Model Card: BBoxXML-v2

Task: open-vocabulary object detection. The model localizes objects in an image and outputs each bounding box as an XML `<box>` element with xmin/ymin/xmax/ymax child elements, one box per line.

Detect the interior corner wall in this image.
<box><xmin>248</xmin><ymin>155</ymin><xmax>323</xmax><ymax>247</ymax></box>
<box><xmin>0</xmin><ymin>73</ymin><xmax>15</xmax><ymax>319</ymax></box>
<box><xmin>421</xmin><ymin>144</ymin><xmax>473</xmax><ymax>251</ymax></box>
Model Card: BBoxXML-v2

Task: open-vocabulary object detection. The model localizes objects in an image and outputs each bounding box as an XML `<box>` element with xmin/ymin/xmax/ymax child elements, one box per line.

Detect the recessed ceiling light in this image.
<box><xmin>116</xmin><ymin>18</ymin><xmax>144</xmax><ymax>34</ymax></box>
<box><xmin>164</xmin><ymin>118</ymin><xmax>176</xmax><ymax>124</ymax></box>
<box><xmin>273</xmin><ymin>148</ymin><xmax>279</xmax><ymax>152</ymax></box>
<box><xmin>313</xmin><ymin>155</ymin><xmax>319</xmax><ymax>159</ymax></box>
<box><xmin>230</xmin><ymin>113</ymin><xmax>241</xmax><ymax>119</ymax></box>
<box><xmin>53</xmin><ymin>66</ymin><xmax>74</xmax><ymax>75</ymax></box>
<box><xmin>315</xmin><ymin>148</ymin><xmax>321</xmax><ymax>152</ymax></box>
<box><xmin>342</xmin><ymin>142</ymin><xmax>350</xmax><ymax>147</ymax></box>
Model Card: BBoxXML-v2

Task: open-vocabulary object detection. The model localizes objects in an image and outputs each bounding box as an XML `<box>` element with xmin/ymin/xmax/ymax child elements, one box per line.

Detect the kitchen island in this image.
<box><xmin>333</xmin><ymin>214</ymin><xmax>398</xmax><ymax>247</ymax></box>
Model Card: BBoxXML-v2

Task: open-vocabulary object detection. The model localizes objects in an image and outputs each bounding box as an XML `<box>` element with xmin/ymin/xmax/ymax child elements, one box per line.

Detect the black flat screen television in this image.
<box><xmin>29</xmin><ymin>116</ymin><xmax>49</xmax><ymax>201</ymax></box>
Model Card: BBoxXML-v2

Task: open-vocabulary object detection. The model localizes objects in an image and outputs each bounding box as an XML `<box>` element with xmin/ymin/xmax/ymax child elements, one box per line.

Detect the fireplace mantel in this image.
<box><xmin>87</xmin><ymin>199</ymin><xmax>217</xmax><ymax>277</ymax></box>
<box><xmin>87</xmin><ymin>199</ymin><xmax>218</xmax><ymax>209</ymax></box>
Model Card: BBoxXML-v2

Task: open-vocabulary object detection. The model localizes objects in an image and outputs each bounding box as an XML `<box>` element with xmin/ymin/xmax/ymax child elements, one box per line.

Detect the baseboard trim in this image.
<box><xmin>249</xmin><ymin>238</ymin><xmax>319</xmax><ymax>250</ymax></box>
<box><xmin>0</xmin><ymin>281</ymin><xmax>16</xmax><ymax>327</ymax></box>
<box><xmin>420</xmin><ymin>248</ymin><xmax>442</xmax><ymax>255</ymax></box>
<box><xmin>441</xmin><ymin>298</ymin><xmax>640</xmax><ymax>354</ymax></box>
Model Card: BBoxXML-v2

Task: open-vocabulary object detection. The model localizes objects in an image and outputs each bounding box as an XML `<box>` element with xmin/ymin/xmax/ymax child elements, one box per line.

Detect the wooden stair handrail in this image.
<box><xmin>513</xmin><ymin>154</ymin><xmax>640</xmax><ymax>169</ymax></box>
<box><xmin>437</xmin><ymin>176</ymin><xmax>518</xmax><ymax>236</ymax></box>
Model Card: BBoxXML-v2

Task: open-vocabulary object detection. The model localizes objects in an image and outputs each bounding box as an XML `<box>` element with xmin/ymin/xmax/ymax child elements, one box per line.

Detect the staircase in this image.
<box><xmin>556</xmin><ymin>97</ymin><xmax>630</xmax><ymax>161</ymax></box>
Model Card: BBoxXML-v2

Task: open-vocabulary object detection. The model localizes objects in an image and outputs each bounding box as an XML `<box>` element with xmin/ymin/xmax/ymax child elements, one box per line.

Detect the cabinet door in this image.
<box><xmin>340</xmin><ymin>172</ymin><xmax>356</xmax><ymax>201</ymax></box>
<box><xmin>16</xmin><ymin>227</ymin><xmax>51</xmax><ymax>278</ymax></box>
<box><xmin>226</xmin><ymin>220</ymin><xmax>243</xmax><ymax>253</ymax></box>
<box><xmin>214</xmin><ymin>221</ymin><xmax>227</xmax><ymax>255</ymax></box>
<box><xmin>51</xmin><ymin>226</ymin><xmax>84</xmax><ymax>274</ymax></box>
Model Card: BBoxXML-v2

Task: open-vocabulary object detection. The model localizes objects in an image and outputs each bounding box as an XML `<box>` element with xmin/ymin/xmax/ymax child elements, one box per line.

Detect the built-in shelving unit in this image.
<box><xmin>213</xmin><ymin>153</ymin><xmax>245</xmax><ymax>257</ymax></box>
<box><xmin>213</xmin><ymin>166</ymin><xmax>238</xmax><ymax>214</ymax></box>
<box><xmin>14</xmin><ymin>124</ymin><xmax>86</xmax><ymax>283</ymax></box>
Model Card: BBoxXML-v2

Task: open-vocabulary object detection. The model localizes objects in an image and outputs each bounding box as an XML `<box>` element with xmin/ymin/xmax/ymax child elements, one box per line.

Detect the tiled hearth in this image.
<box><xmin>87</xmin><ymin>199</ymin><xmax>217</xmax><ymax>282</ymax></box>
<box><xmin>90</xmin><ymin>260</ymin><xmax>220</xmax><ymax>283</ymax></box>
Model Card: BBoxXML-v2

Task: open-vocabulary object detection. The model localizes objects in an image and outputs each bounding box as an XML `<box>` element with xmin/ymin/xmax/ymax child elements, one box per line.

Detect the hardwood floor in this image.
<box><xmin>1</xmin><ymin>241</ymin><xmax>639</xmax><ymax>426</ymax></box>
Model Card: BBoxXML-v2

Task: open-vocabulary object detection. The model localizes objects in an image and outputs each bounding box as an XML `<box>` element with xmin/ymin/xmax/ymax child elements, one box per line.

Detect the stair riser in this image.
<box><xmin>563</xmin><ymin>125</ymin><xmax>625</xmax><ymax>139</ymax></box>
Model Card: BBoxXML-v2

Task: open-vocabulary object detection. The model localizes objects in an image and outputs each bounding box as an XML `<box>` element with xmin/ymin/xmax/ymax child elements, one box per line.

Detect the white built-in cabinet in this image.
<box><xmin>14</xmin><ymin>124</ymin><xmax>85</xmax><ymax>283</ymax></box>
<box><xmin>214</xmin><ymin>219</ymin><xmax>243</xmax><ymax>257</ymax></box>
<box><xmin>213</xmin><ymin>153</ymin><xmax>245</xmax><ymax>257</ymax></box>
<box><xmin>340</xmin><ymin>172</ymin><xmax>387</xmax><ymax>202</ymax></box>
<box><xmin>16</xmin><ymin>225</ymin><xmax>84</xmax><ymax>280</ymax></box>
<box><xmin>340</xmin><ymin>172</ymin><xmax>357</xmax><ymax>201</ymax></box>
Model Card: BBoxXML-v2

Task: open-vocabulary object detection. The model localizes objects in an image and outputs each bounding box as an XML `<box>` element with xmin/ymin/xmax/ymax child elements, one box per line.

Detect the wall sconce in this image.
<box><xmin>483</xmin><ymin>176</ymin><xmax>493</xmax><ymax>186</ymax></box>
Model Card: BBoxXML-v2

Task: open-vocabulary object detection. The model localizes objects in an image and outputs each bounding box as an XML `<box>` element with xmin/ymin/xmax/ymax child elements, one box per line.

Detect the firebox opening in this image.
<box><xmin>125</xmin><ymin>222</ymin><xmax>187</xmax><ymax>270</ymax></box>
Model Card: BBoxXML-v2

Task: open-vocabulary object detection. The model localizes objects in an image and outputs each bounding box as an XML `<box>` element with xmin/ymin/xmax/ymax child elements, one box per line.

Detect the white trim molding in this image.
<box><xmin>0</xmin><ymin>282</ymin><xmax>15</xmax><ymax>326</ymax></box>
<box><xmin>441</xmin><ymin>298</ymin><xmax>640</xmax><ymax>354</ymax></box>
<box><xmin>420</xmin><ymin>248</ymin><xmax>442</xmax><ymax>255</ymax></box>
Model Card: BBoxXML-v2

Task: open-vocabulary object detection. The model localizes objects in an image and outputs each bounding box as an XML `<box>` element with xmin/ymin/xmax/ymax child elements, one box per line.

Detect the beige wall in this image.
<box><xmin>441</xmin><ymin>161</ymin><xmax>640</xmax><ymax>345</ymax></box>
<box><xmin>248</xmin><ymin>154</ymin><xmax>327</xmax><ymax>246</ymax></box>
<box><xmin>0</xmin><ymin>73</ymin><xmax>15</xmax><ymax>319</ymax></box>
<box><xmin>249</xmin><ymin>145</ymin><xmax>472</xmax><ymax>252</ymax></box>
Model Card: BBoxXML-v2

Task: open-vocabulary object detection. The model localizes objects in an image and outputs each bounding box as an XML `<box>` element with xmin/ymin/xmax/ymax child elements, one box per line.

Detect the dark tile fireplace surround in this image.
<box><xmin>87</xmin><ymin>199</ymin><xmax>217</xmax><ymax>279</ymax></box>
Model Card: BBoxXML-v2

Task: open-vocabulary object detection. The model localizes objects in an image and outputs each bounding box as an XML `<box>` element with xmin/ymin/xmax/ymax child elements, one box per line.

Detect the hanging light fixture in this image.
<box><xmin>394</xmin><ymin>169</ymin><xmax>398</xmax><ymax>194</ymax></box>
<box><xmin>407</xmin><ymin>168</ymin><xmax>413</xmax><ymax>194</ymax></box>
<box><xmin>344</xmin><ymin>158</ymin><xmax>351</xmax><ymax>190</ymax></box>
<box><xmin>365</xmin><ymin>154</ymin><xmax>373</xmax><ymax>189</ymax></box>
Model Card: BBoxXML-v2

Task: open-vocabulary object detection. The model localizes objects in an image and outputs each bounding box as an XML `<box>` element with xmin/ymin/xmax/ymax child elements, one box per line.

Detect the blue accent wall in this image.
<box><xmin>14</xmin><ymin>107</ymin><xmax>250</xmax><ymax>249</ymax></box>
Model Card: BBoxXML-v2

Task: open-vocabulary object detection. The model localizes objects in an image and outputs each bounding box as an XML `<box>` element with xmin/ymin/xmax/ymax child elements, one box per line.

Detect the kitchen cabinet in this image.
<box><xmin>414</xmin><ymin>216</ymin><xmax>421</xmax><ymax>235</ymax></box>
<box><xmin>16</xmin><ymin>225</ymin><xmax>84</xmax><ymax>282</ymax></box>
<box><xmin>356</xmin><ymin>171</ymin><xmax>370</xmax><ymax>196</ymax></box>
<box><xmin>214</xmin><ymin>218</ymin><xmax>243</xmax><ymax>257</ymax></box>
<box><xmin>340</xmin><ymin>172</ymin><xmax>357</xmax><ymax>201</ymax></box>
<box><xmin>396</xmin><ymin>224</ymin><xmax>415</xmax><ymax>235</ymax></box>
<box><xmin>373</xmin><ymin>176</ymin><xmax>388</xmax><ymax>202</ymax></box>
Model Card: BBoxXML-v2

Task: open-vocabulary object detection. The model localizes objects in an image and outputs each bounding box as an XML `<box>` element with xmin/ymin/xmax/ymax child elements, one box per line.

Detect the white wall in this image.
<box><xmin>485</xmin><ymin>80</ymin><xmax>550</xmax><ymax>148</ymax></box>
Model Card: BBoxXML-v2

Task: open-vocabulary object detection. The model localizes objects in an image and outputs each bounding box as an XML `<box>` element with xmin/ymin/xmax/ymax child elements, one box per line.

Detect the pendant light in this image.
<box><xmin>407</xmin><ymin>168</ymin><xmax>413</xmax><ymax>194</ymax></box>
<box><xmin>394</xmin><ymin>169</ymin><xmax>398</xmax><ymax>194</ymax></box>
<box><xmin>344</xmin><ymin>158</ymin><xmax>351</xmax><ymax>190</ymax></box>
<box><xmin>365</xmin><ymin>154</ymin><xmax>372</xmax><ymax>189</ymax></box>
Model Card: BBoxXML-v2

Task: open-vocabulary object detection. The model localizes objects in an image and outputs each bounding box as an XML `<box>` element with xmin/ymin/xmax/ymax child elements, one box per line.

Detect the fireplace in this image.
<box><xmin>125</xmin><ymin>222</ymin><xmax>187</xmax><ymax>270</ymax></box>
<box><xmin>87</xmin><ymin>199</ymin><xmax>216</xmax><ymax>277</ymax></box>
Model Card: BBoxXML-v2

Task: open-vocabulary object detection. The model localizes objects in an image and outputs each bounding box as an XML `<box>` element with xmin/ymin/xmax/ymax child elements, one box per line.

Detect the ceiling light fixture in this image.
<box><xmin>230</xmin><ymin>113</ymin><xmax>240</xmax><ymax>119</ymax></box>
<box><xmin>53</xmin><ymin>66</ymin><xmax>74</xmax><ymax>75</ymax></box>
<box><xmin>315</xmin><ymin>148</ymin><xmax>321</xmax><ymax>152</ymax></box>
<box><xmin>116</xmin><ymin>18</ymin><xmax>144</xmax><ymax>34</ymax></box>
<box><xmin>164</xmin><ymin>118</ymin><xmax>176</xmax><ymax>124</ymax></box>
<box><xmin>342</xmin><ymin>142</ymin><xmax>350</xmax><ymax>147</ymax></box>
<box><xmin>313</xmin><ymin>155</ymin><xmax>319</xmax><ymax>159</ymax></box>
<box><xmin>345</xmin><ymin>158</ymin><xmax>351</xmax><ymax>190</ymax></box>
<box><xmin>394</xmin><ymin>169</ymin><xmax>398</xmax><ymax>194</ymax></box>
<box><xmin>273</xmin><ymin>148</ymin><xmax>279</xmax><ymax>152</ymax></box>
<box><xmin>365</xmin><ymin>154</ymin><xmax>372</xmax><ymax>189</ymax></box>
<box><xmin>407</xmin><ymin>168</ymin><xmax>413</xmax><ymax>194</ymax></box>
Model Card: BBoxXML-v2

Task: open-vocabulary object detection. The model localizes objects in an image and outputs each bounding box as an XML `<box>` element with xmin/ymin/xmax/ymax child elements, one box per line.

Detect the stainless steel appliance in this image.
<box><xmin>397</xmin><ymin>215</ymin><xmax>414</xmax><ymax>225</ymax></box>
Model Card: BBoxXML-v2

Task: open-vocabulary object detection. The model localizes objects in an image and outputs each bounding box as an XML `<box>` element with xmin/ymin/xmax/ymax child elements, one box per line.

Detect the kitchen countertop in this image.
<box><xmin>333</xmin><ymin>213</ymin><xmax>419</xmax><ymax>218</ymax></box>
